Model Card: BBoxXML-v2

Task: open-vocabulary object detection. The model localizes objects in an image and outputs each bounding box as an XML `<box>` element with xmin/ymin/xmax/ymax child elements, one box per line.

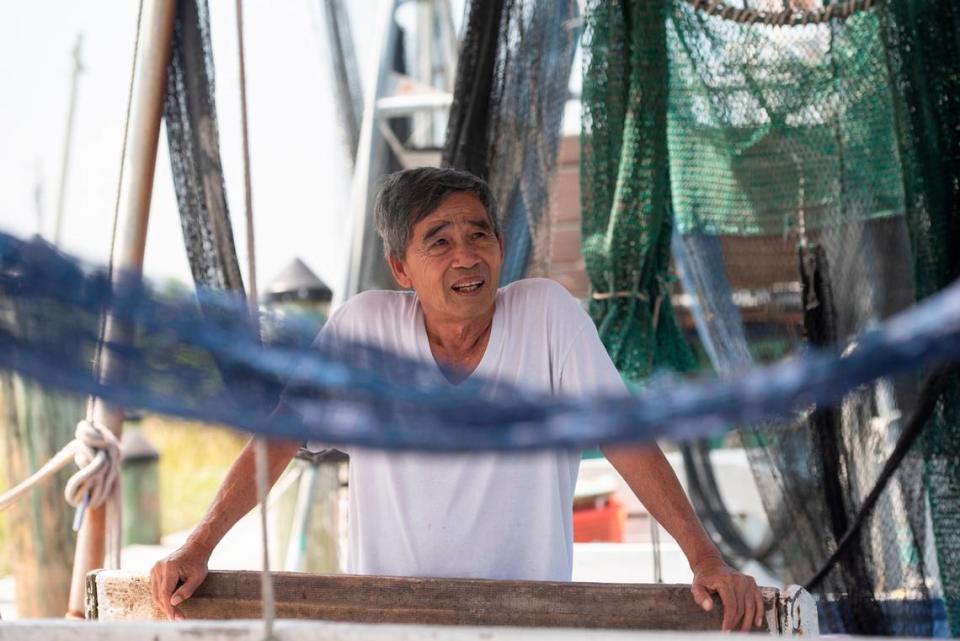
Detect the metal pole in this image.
<box><xmin>414</xmin><ymin>0</ymin><xmax>434</xmax><ymax>148</ymax></box>
<box><xmin>66</xmin><ymin>0</ymin><xmax>176</xmax><ymax>618</ymax></box>
<box><xmin>53</xmin><ymin>34</ymin><xmax>84</xmax><ymax>247</ymax></box>
<box><xmin>284</xmin><ymin>461</ymin><xmax>318</xmax><ymax>572</ymax></box>
<box><xmin>320</xmin><ymin>0</ymin><xmax>363</xmax><ymax>163</ymax></box>
<box><xmin>343</xmin><ymin>0</ymin><xmax>400</xmax><ymax>301</ymax></box>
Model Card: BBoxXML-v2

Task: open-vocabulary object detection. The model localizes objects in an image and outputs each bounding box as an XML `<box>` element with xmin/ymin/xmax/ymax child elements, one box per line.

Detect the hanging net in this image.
<box><xmin>580</xmin><ymin>0</ymin><xmax>697</xmax><ymax>382</ymax></box>
<box><xmin>164</xmin><ymin>0</ymin><xmax>245</xmax><ymax>294</ymax></box>
<box><xmin>886</xmin><ymin>0</ymin><xmax>960</xmax><ymax>633</ymax></box>
<box><xmin>583</xmin><ymin>0</ymin><xmax>959</xmax><ymax>635</ymax></box>
<box><xmin>0</xmin><ymin>229</ymin><xmax>957</xmax><ymax>453</ymax></box>
<box><xmin>443</xmin><ymin>0</ymin><xmax>579</xmax><ymax>284</ymax></box>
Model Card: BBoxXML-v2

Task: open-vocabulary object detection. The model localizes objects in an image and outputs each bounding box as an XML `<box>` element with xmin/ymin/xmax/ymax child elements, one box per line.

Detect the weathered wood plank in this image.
<box><xmin>89</xmin><ymin>570</ymin><xmax>805</xmax><ymax>634</ymax></box>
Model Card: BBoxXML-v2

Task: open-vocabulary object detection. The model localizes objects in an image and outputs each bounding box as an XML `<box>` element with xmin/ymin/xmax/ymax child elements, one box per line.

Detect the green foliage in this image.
<box><xmin>139</xmin><ymin>417</ymin><xmax>247</xmax><ymax>536</ymax></box>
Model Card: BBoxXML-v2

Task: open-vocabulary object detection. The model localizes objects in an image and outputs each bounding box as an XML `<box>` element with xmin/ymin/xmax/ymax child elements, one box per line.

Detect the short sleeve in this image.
<box><xmin>557</xmin><ymin>320</ymin><xmax>628</xmax><ymax>398</ymax></box>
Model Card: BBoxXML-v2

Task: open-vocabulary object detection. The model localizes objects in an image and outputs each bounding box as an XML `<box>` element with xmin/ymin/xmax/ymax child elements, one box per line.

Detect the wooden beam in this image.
<box><xmin>89</xmin><ymin>571</ymin><xmax>817</xmax><ymax>635</ymax></box>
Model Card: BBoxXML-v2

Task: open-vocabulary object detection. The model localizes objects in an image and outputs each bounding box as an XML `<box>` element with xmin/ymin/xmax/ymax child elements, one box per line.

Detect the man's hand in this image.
<box><xmin>600</xmin><ymin>444</ymin><xmax>765</xmax><ymax>631</ymax></box>
<box><xmin>149</xmin><ymin>543</ymin><xmax>211</xmax><ymax>620</ymax></box>
<box><xmin>691</xmin><ymin>556</ymin><xmax>764</xmax><ymax>632</ymax></box>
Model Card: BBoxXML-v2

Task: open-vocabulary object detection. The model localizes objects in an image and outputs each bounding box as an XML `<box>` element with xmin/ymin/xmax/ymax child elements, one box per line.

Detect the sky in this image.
<box><xmin>0</xmin><ymin>0</ymin><xmax>389</xmax><ymax>297</ymax></box>
<box><xmin>0</xmin><ymin>1</ymin><xmax>587</xmax><ymax>300</ymax></box>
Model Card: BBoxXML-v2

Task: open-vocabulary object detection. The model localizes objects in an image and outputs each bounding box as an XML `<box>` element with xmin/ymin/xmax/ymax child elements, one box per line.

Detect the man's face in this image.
<box><xmin>388</xmin><ymin>191</ymin><xmax>503</xmax><ymax>323</ymax></box>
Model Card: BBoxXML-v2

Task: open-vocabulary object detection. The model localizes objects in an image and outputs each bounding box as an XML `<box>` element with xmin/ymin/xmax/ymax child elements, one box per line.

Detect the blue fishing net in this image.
<box><xmin>0</xmin><ymin>231</ymin><xmax>958</xmax><ymax>453</ymax></box>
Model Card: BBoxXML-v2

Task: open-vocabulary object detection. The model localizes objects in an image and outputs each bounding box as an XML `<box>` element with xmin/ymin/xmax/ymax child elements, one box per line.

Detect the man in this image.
<box><xmin>151</xmin><ymin>167</ymin><xmax>763</xmax><ymax>630</ymax></box>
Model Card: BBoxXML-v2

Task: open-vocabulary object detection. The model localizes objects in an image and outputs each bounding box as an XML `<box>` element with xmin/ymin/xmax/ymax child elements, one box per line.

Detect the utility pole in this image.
<box><xmin>53</xmin><ymin>34</ymin><xmax>84</xmax><ymax>247</ymax></box>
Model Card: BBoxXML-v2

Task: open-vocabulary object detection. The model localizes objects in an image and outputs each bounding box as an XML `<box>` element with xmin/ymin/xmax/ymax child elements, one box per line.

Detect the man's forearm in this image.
<box><xmin>185</xmin><ymin>437</ymin><xmax>301</xmax><ymax>555</ymax></box>
<box><xmin>601</xmin><ymin>443</ymin><xmax>722</xmax><ymax>569</ymax></box>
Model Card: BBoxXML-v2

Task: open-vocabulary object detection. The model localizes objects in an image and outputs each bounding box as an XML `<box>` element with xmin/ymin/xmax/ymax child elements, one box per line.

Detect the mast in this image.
<box><xmin>65</xmin><ymin>0</ymin><xmax>176</xmax><ymax>617</ymax></box>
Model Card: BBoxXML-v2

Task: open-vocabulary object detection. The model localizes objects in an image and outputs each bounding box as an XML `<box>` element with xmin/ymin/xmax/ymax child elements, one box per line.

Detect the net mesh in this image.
<box><xmin>668</xmin><ymin>6</ymin><xmax>925</xmax><ymax>636</ymax></box>
<box><xmin>581</xmin><ymin>0</ymin><xmax>960</xmax><ymax>635</ymax></box>
<box><xmin>443</xmin><ymin>0</ymin><xmax>579</xmax><ymax>284</ymax></box>
<box><xmin>580</xmin><ymin>0</ymin><xmax>697</xmax><ymax>382</ymax></box>
<box><xmin>885</xmin><ymin>0</ymin><xmax>960</xmax><ymax>633</ymax></box>
<box><xmin>164</xmin><ymin>0</ymin><xmax>245</xmax><ymax>294</ymax></box>
<box><xmin>0</xmin><ymin>230</ymin><xmax>956</xmax><ymax>453</ymax></box>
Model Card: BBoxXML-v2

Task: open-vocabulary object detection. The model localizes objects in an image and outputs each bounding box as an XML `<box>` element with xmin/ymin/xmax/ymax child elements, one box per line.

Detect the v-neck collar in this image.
<box><xmin>414</xmin><ymin>291</ymin><xmax>504</xmax><ymax>387</ymax></box>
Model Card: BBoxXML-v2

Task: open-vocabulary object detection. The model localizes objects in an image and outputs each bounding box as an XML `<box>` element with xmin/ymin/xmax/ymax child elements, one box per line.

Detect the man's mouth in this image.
<box><xmin>451</xmin><ymin>278</ymin><xmax>485</xmax><ymax>293</ymax></box>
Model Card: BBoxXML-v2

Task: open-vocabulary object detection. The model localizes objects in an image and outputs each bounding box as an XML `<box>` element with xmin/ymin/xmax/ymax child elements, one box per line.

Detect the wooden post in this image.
<box><xmin>64</xmin><ymin>0</ymin><xmax>176</xmax><ymax>618</ymax></box>
<box><xmin>0</xmin><ymin>377</ymin><xmax>84</xmax><ymax>617</ymax></box>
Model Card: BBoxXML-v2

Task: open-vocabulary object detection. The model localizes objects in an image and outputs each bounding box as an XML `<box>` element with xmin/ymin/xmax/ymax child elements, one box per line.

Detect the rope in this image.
<box><xmin>650</xmin><ymin>517</ymin><xmax>663</xmax><ymax>583</ymax></box>
<box><xmin>0</xmin><ymin>420</ymin><xmax>121</xmax><ymax>520</ymax></box>
<box><xmin>254</xmin><ymin>438</ymin><xmax>275</xmax><ymax>638</ymax></box>
<box><xmin>0</xmin><ymin>443</ymin><xmax>77</xmax><ymax>512</ymax></box>
<box><xmin>234</xmin><ymin>0</ymin><xmax>274</xmax><ymax>637</ymax></box>
<box><xmin>684</xmin><ymin>0</ymin><xmax>879</xmax><ymax>26</ymax></box>
<box><xmin>63</xmin><ymin>419</ymin><xmax>122</xmax><ymax>512</ymax></box>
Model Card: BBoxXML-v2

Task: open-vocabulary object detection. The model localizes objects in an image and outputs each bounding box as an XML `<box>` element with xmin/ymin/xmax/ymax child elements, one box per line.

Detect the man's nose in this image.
<box><xmin>450</xmin><ymin>242</ymin><xmax>480</xmax><ymax>269</ymax></box>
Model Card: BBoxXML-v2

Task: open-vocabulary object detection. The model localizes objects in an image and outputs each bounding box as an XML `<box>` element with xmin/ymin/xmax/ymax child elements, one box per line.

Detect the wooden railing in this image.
<box><xmin>88</xmin><ymin>570</ymin><xmax>816</xmax><ymax>635</ymax></box>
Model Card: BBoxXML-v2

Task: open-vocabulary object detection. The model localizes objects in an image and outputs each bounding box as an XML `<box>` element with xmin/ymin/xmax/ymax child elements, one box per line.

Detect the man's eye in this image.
<box><xmin>472</xmin><ymin>232</ymin><xmax>487</xmax><ymax>240</ymax></box>
<box><xmin>432</xmin><ymin>238</ymin><xmax>447</xmax><ymax>247</ymax></box>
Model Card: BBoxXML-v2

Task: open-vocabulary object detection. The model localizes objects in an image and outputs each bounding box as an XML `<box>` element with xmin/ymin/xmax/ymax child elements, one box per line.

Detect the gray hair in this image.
<box><xmin>373</xmin><ymin>167</ymin><xmax>500</xmax><ymax>260</ymax></box>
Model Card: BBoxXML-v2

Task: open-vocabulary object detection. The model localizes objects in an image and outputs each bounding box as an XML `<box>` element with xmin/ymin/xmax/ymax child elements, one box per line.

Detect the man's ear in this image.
<box><xmin>387</xmin><ymin>253</ymin><xmax>413</xmax><ymax>289</ymax></box>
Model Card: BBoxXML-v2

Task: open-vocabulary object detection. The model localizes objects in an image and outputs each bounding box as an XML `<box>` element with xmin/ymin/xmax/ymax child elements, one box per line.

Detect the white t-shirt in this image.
<box><xmin>312</xmin><ymin>278</ymin><xmax>627</xmax><ymax>581</ymax></box>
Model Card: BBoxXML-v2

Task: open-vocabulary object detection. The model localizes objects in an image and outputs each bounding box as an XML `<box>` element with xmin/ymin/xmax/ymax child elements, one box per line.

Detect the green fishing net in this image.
<box><xmin>580</xmin><ymin>0</ymin><xmax>696</xmax><ymax>381</ymax></box>
<box><xmin>667</xmin><ymin>4</ymin><xmax>904</xmax><ymax>237</ymax></box>
<box><xmin>884</xmin><ymin>0</ymin><xmax>960</xmax><ymax>633</ymax></box>
<box><xmin>582</xmin><ymin>0</ymin><xmax>959</xmax><ymax>634</ymax></box>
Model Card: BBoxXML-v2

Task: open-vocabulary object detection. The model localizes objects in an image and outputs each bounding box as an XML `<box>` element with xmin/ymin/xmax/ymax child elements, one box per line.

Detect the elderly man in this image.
<box><xmin>151</xmin><ymin>167</ymin><xmax>763</xmax><ymax>630</ymax></box>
